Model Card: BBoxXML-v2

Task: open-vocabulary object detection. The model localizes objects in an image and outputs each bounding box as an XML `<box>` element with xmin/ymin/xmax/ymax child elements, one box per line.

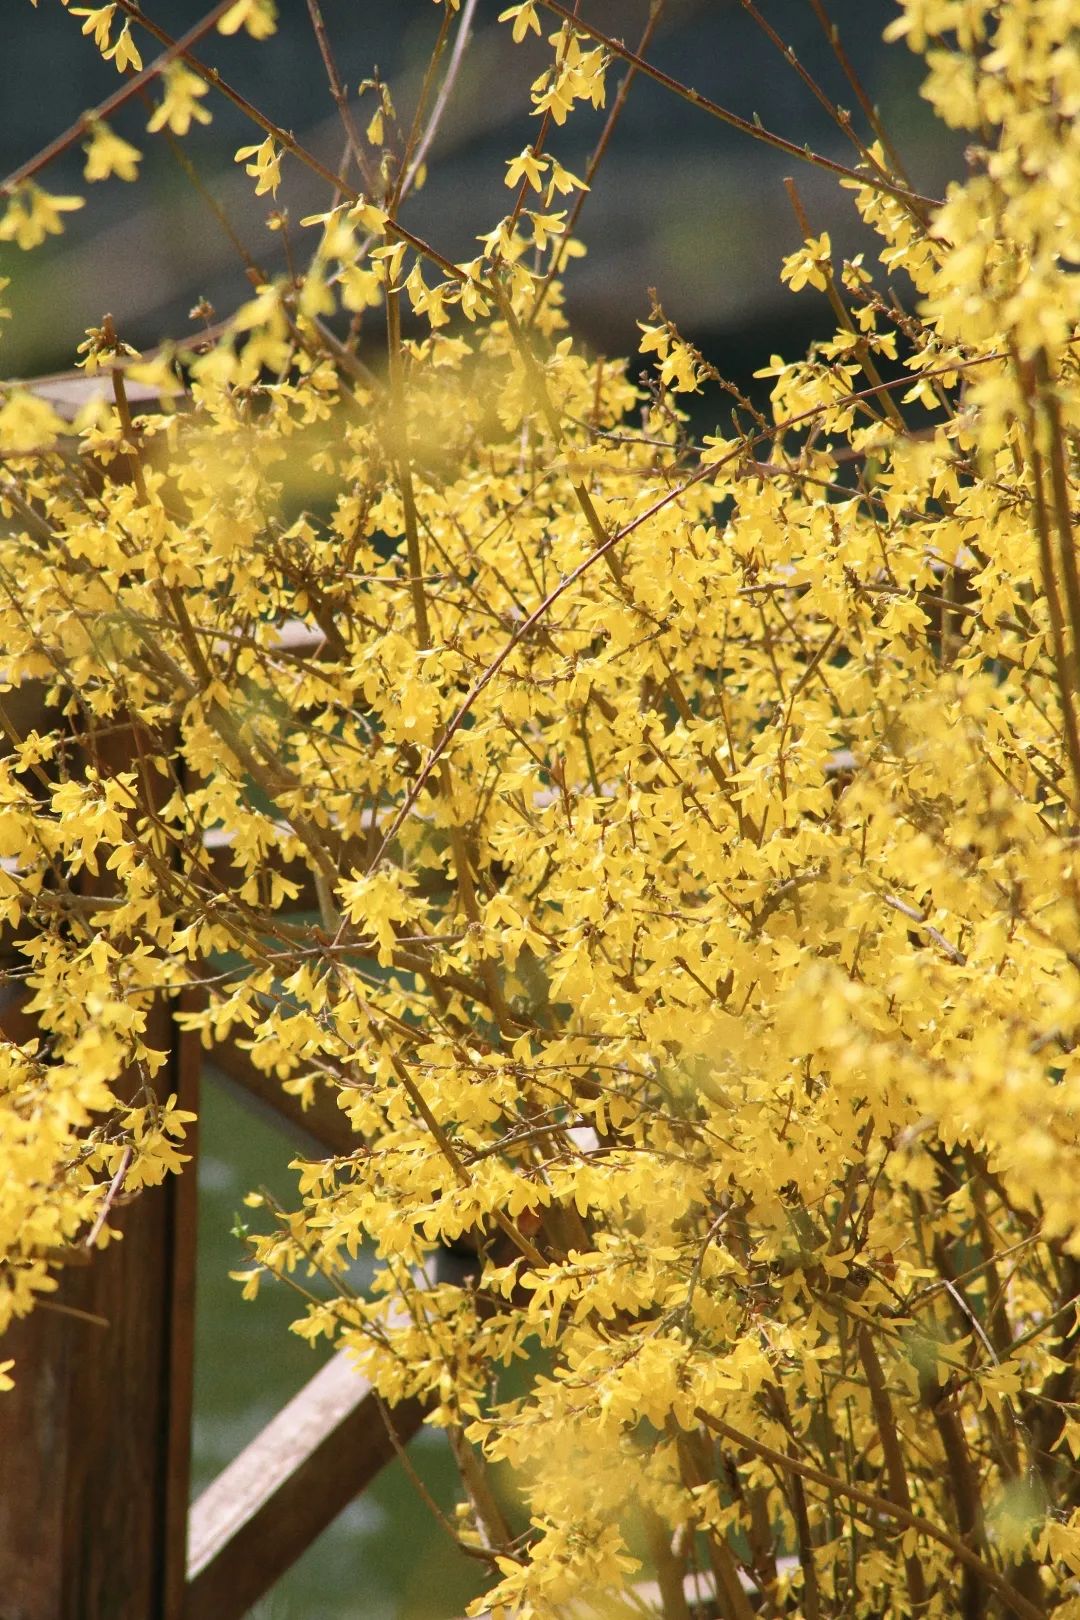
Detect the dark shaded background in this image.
<box><xmin>4</xmin><ymin>1</ymin><xmax>960</xmax><ymax>387</ymax></box>
<box><xmin>3</xmin><ymin>4</ymin><xmax>962</xmax><ymax>1615</ymax></box>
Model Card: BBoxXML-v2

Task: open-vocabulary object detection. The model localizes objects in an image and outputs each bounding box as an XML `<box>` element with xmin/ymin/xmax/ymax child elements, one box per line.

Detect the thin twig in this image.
<box><xmin>109</xmin><ymin>0</ymin><xmax>465</xmax><ymax>282</ymax></box>
<box><xmin>0</xmin><ymin>0</ymin><xmax>237</xmax><ymax>197</ymax></box>
<box><xmin>883</xmin><ymin>894</ymin><xmax>967</xmax><ymax>964</ymax></box>
<box><xmin>83</xmin><ymin>1145</ymin><xmax>133</xmax><ymax>1250</ymax></box>
<box><xmin>399</xmin><ymin>0</ymin><xmax>478</xmax><ymax>205</ymax></box>
<box><xmin>535</xmin><ymin>0</ymin><xmax>941</xmax><ymax>210</ymax></box>
<box><xmin>371</xmin><ymin>346</ymin><xmax>1013</xmax><ymax>865</ymax></box>
<box><xmin>739</xmin><ymin>0</ymin><xmax>925</xmax><ymax>225</ymax></box>
<box><xmin>806</xmin><ymin>0</ymin><xmax>915</xmax><ymax>189</ymax></box>
<box><xmin>304</xmin><ymin>0</ymin><xmax>371</xmax><ymax>190</ymax></box>
<box><xmin>696</xmin><ymin>1409</ymin><xmax>1044</xmax><ymax>1620</ymax></box>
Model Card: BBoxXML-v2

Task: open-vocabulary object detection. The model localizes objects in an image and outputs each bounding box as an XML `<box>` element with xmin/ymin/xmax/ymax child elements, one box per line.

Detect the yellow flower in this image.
<box><xmin>527</xmin><ymin>209</ymin><xmax>566</xmax><ymax>250</ymax></box>
<box><xmin>0</xmin><ymin>184</ymin><xmax>85</xmax><ymax>251</ymax></box>
<box><xmin>779</xmin><ymin>231</ymin><xmax>832</xmax><ymax>292</ymax></box>
<box><xmin>69</xmin><ymin>2</ymin><xmax>115</xmax><ymax>52</ymax></box>
<box><xmin>658</xmin><ymin>340</ymin><xmax>702</xmax><ymax>393</ymax></box>
<box><xmin>545</xmin><ymin>157</ymin><xmax>587</xmax><ymax>198</ymax></box>
<box><xmin>218</xmin><ymin>0</ymin><xmax>278</xmax><ymax>39</ymax></box>
<box><xmin>146</xmin><ymin>62</ymin><xmax>212</xmax><ymax>136</ymax></box>
<box><xmin>83</xmin><ymin>121</ymin><xmax>141</xmax><ymax>183</ymax></box>
<box><xmin>505</xmin><ymin>148</ymin><xmax>547</xmax><ymax>192</ymax></box>
<box><xmin>498</xmin><ymin>2</ymin><xmax>540</xmax><ymax>43</ymax></box>
<box><xmin>234</xmin><ymin>136</ymin><xmax>282</xmax><ymax>198</ymax></box>
<box><xmin>102</xmin><ymin>20</ymin><xmax>142</xmax><ymax>73</ymax></box>
<box><xmin>346</xmin><ymin>197</ymin><xmax>389</xmax><ymax>234</ymax></box>
<box><xmin>0</xmin><ymin>392</ymin><xmax>66</xmax><ymax>455</ymax></box>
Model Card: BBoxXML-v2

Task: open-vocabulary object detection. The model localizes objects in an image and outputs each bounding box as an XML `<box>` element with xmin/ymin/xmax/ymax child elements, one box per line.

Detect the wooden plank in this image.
<box><xmin>0</xmin><ymin>705</ymin><xmax>199</xmax><ymax>1620</ymax></box>
<box><xmin>0</xmin><ymin>993</ymin><xmax>196</xmax><ymax>1620</ymax></box>
<box><xmin>185</xmin><ymin>1351</ymin><xmax>426</xmax><ymax>1620</ymax></box>
<box><xmin>162</xmin><ymin>1009</ymin><xmax>203</xmax><ymax>1620</ymax></box>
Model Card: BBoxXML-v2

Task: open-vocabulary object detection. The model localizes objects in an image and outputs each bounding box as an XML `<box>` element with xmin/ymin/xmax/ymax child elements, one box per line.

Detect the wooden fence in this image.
<box><xmin>0</xmin><ymin>655</ymin><xmax>433</xmax><ymax>1619</ymax></box>
<box><xmin>0</xmin><ymin>955</ymin><xmax>436</xmax><ymax>1620</ymax></box>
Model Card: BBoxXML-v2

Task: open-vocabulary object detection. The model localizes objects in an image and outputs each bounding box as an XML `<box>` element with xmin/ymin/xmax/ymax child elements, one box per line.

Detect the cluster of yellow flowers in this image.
<box><xmin>3</xmin><ymin>0</ymin><xmax>1080</xmax><ymax>1611</ymax></box>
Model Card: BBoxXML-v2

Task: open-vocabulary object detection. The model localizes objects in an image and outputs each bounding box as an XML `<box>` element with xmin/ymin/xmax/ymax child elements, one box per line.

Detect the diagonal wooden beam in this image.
<box><xmin>185</xmin><ymin>1350</ymin><xmax>426</xmax><ymax>1620</ymax></box>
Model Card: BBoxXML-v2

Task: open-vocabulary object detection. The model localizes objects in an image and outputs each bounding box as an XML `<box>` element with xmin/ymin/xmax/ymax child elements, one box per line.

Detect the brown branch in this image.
<box><xmin>883</xmin><ymin>894</ymin><xmax>966</xmax><ymax>964</ymax></box>
<box><xmin>110</xmin><ymin>0</ymin><xmax>465</xmax><ymax>282</ymax></box>
<box><xmin>304</xmin><ymin>0</ymin><xmax>373</xmax><ymax>192</ymax></box>
<box><xmin>857</xmin><ymin>1327</ymin><xmax>929</xmax><ymax>1611</ymax></box>
<box><xmin>397</xmin><ymin>0</ymin><xmax>480</xmax><ymax>206</ymax></box>
<box><xmin>83</xmin><ymin>1145</ymin><xmax>133</xmax><ymax>1251</ymax></box>
<box><xmin>0</xmin><ymin>0</ymin><xmax>237</xmax><ymax>197</ymax></box>
<box><xmin>370</xmin><ymin>346</ymin><xmax>1013</xmax><ymax>865</ymax></box>
<box><xmin>535</xmin><ymin>0</ymin><xmax>941</xmax><ymax>210</ymax></box>
<box><xmin>806</xmin><ymin>0</ymin><xmax>915</xmax><ymax>190</ymax></box>
<box><xmin>1039</xmin><ymin>353</ymin><xmax>1080</xmax><ymax>737</ymax></box>
<box><xmin>1012</xmin><ymin>348</ymin><xmax>1080</xmax><ymax>810</ymax></box>
<box><xmin>695</xmin><ymin>1409</ymin><xmax>1043</xmax><ymax>1620</ymax></box>
<box><xmin>739</xmin><ymin>0</ymin><xmax>924</xmax><ymax>225</ymax></box>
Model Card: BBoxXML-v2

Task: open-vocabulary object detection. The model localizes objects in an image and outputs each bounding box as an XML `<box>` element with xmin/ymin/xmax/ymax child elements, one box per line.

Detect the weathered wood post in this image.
<box><xmin>0</xmin><ymin>697</ymin><xmax>200</xmax><ymax>1620</ymax></box>
<box><xmin>0</xmin><ymin>1023</ymin><xmax>199</xmax><ymax>1620</ymax></box>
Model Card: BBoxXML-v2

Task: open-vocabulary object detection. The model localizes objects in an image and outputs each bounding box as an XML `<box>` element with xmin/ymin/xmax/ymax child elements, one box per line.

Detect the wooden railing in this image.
<box><xmin>0</xmin><ymin>961</ymin><xmax>429</xmax><ymax>1620</ymax></box>
<box><xmin>0</xmin><ymin>658</ymin><xmax>432</xmax><ymax>1619</ymax></box>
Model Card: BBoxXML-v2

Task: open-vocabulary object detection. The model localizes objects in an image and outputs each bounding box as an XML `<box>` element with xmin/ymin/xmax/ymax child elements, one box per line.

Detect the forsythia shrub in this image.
<box><xmin>3</xmin><ymin>0</ymin><xmax>1080</xmax><ymax>1613</ymax></box>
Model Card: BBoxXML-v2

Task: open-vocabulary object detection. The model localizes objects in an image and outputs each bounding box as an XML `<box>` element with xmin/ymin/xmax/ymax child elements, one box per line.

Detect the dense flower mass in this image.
<box><xmin>3</xmin><ymin>0</ymin><xmax>1080</xmax><ymax>1613</ymax></box>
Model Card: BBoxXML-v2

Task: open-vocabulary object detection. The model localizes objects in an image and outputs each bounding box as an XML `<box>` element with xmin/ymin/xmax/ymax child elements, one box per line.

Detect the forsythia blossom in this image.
<box><xmin>4</xmin><ymin>3</ymin><xmax>1080</xmax><ymax>1615</ymax></box>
